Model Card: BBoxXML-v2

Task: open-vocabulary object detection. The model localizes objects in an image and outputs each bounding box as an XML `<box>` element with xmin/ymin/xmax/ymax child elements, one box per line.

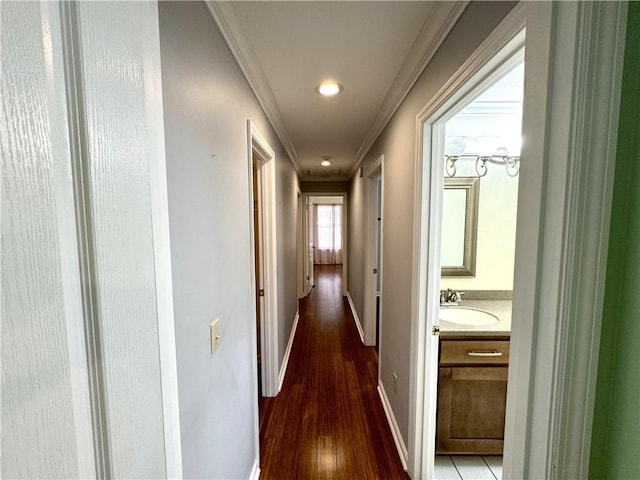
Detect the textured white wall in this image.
<box><xmin>348</xmin><ymin>1</ymin><xmax>517</xmax><ymax>446</ymax></box>
<box><xmin>158</xmin><ymin>3</ymin><xmax>300</xmax><ymax>478</ymax></box>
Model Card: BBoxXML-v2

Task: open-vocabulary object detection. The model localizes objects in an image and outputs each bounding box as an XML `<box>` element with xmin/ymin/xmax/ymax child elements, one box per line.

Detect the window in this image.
<box><xmin>316</xmin><ymin>205</ymin><xmax>342</xmax><ymax>249</ymax></box>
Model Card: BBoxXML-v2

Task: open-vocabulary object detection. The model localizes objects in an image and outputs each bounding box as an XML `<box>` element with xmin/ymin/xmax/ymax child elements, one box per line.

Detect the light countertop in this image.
<box><xmin>438</xmin><ymin>300</ymin><xmax>512</xmax><ymax>336</ymax></box>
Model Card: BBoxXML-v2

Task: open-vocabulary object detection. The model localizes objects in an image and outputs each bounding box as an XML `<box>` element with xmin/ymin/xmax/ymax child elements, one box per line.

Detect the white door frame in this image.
<box><xmin>296</xmin><ymin>189</ymin><xmax>305</xmax><ymax>299</ymax></box>
<box><xmin>248</xmin><ymin>120</ymin><xmax>279</xmax><ymax>398</ymax></box>
<box><xmin>304</xmin><ymin>197</ymin><xmax>314</xmax><ymax>296</ymax></box>
<box><xmin>408</xmin><ymin>3</ymin><xmax>627</xmax><ymax>479</ymax></box>
<box><xmin>59</xmin><ymin>1</ymin><xmax>184</xmax><ymax>475</ymax></box>
<box><xmin>145</xmin><ymin>5</ymin><xmax>183</xmax><ymax>472</ymax></box>
<box><xmin>303</xmin><ymin>192</ymin><xmax>348</xmax><ymax>296</ymax></box>
<box><xmin>363</xmin><ymin>156</ymin><xmax>384</xmax><ymax>347</ymax></box>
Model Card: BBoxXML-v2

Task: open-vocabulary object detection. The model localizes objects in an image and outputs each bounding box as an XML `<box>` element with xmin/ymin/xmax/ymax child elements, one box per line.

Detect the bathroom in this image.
<box><xmin>434</xmin><ymin>61</ymin><xmax>523</xmax><ymax>479</ymax></box>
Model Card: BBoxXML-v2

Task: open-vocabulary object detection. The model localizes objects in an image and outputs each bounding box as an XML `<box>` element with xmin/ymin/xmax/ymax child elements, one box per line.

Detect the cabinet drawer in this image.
<box><xmin>440</xmin><ymin>339</ymin><xmax>509</xmax><ymax>366</ymax></box>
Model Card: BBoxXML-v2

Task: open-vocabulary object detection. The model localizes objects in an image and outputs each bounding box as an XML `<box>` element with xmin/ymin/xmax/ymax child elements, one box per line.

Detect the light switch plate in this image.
<box><xmin>211</xmin><ymin>318</ymin><xmax>221</xmax><ymax>353</ymax></box>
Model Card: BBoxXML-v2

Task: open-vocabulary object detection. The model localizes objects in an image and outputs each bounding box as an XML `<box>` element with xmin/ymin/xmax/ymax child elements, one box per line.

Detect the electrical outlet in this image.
<box><xmin>210</xmin><ymin>318</ymin><xmax>221</xmax><ymax>353</ymax></box>
<box><xmin>392</xmin><ymin>372</ymin><xmax>398</xmax><ymax>394</ymax></box>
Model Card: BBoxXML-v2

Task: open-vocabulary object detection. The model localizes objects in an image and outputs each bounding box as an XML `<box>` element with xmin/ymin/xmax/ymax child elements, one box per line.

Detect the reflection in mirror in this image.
<box><xmin>441</xmin><ymin>177</ymin><xmax>479</xmax><ymax>276</ymax></box>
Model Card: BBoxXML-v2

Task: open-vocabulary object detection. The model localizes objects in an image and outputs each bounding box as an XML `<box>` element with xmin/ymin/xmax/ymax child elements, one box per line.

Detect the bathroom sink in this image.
<box><xmin>439</xmin><ymin>307</ymin><xmax>499</xmax><ymax>326</ymax></box>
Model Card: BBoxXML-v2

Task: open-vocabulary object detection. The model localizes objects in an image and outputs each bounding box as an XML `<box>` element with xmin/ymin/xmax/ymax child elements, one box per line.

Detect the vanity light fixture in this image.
<box><xmin>315</xmin><ymin>81</ymin><xmax>343</xmax><ymax>97</ymax></box>
<box><xmin>445</xmin><ymin>147</ymin><xmax>520</xmax><ymax>178</ymax></box>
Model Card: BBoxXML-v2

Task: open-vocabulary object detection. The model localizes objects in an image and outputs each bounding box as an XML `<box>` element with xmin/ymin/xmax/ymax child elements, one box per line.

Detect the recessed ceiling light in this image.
<box><xmin>321</xmin><ymin>160</ymin><xmax>331</xmax><ymax>167</ymax></box>
<box><xmin>315</xmin><ymin>81</ymin><xmax>343</xmax><ymax>97</ymax></box>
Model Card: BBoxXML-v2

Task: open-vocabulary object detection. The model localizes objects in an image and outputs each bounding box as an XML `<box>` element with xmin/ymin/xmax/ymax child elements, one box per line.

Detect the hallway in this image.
<box><xmin>259</xmin><ymin>265</ymin><xmax>409</xmax><ymax>479</ymax></box>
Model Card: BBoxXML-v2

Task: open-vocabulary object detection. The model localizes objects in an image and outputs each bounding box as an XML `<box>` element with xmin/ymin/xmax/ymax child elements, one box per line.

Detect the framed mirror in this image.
<box><xmin>441</xmin><ymin>177</ymin><xmax>479</xmax><ymax>276</ymax></box>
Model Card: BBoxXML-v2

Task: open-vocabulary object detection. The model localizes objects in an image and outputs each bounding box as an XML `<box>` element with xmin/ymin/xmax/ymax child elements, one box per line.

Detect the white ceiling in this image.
<box><xmin>207</xmin><ymin>1</ymin><xmax>469</xmax><ymax>181</ymax></box>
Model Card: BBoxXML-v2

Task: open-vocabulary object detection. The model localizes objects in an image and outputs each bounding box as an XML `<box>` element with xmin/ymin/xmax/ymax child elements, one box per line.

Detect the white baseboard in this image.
<box><xmin>346</xmin><ymin>291</ymin><xmax>365</xmax><ymax>344</ymax></box>
<box><xmin>249</xmin><ymin>457</ymin><xmax>260</xmax><ymax>480</ymax></box>
<box><xmin>278</xmin><ymin>311</ymin><xmax>299</xmax><ymax>392</ymax></box>
<box><xmin>378</xmin><ymin>382</ymin><xmax>408</xmax><ymax>471</ymax></box>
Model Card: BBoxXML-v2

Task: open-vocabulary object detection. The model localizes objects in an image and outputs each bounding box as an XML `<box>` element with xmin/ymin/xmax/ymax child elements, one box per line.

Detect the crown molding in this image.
<box><xmin>205</xmin><ymin>1</ymin><xmax>302</xmax><ymax>178</ymax></box>
<box><xmin>207</xmin><ymin>1</ymin><xmax>468</xmax><ymax>181</ymax></box>
<box><xmin>349</xmin><ymin>1</ymin><xmax>470</xmax><ymax>178</ymax></box>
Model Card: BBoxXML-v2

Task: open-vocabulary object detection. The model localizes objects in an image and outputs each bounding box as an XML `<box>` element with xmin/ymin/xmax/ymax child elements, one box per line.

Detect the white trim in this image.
<box><xmin>205</xmin><ymin>1</ymin><xmax>467</xmax><ymax>181</ymax></box>
<box><xmin>249</xmin><ymin>458</ymin><xmax>260</xmax><ymax>480</ymax></box>
<box><xmin>408</xmin><ymin>2</ymin><xmax>627</xmax><ymax>480</ymax></box>
<box><xmin>346</xmin><ymin>292</ymin><xmax>365</xmax><ymax>344</ymax></box>
<box><xmin>350</xmin><ymin>2</ymin><xmax>469</xmax><ymax>177</ymax></box>
<box><xmin>308</xmin><ymin>196</ymin><xmax>344</xmax><ymax>205</ymax></box>
<box><xmin>363</xmin><ymin>156</ymin><xmax>384</xmax><ymax>347</ymax></box>
<box><xmin>278</xmin><ymin>312</ymin><xmax>299</xmax><ymax>392</ymax></box>
<box><xmin>408</xmin><ymin>6</ymin><xmax>526</xmax><ymax>478</ymax></box>
<box><xmin>377</xmin><ymin>383</ymin><xmax>408</xmax><ymax>472</ymax></box>
<box><xmin>206</xmin><ymin>2</ymin><xmax>300</xmax><ymax>178</ymax></box>
<box><xmin>554</xmin><ymin>3</ymin><xmax>627</xmax><ymax>473</ymax></box>
<box><xmin>145</xmin><ymin>1</ymin><xmax>183</xmax><ymax>474</ymax></box>
<box><xmin>505</xmin><ymin>3</ymin><xmax>626</xmax><ymax>478</ymax></box>
<box><xmin>415</xmin><ymin>12</ymin><xmax>526</xmax><ymax>123</ymax></box>
<box><xmin>248</xmin><ymin>121</ymin><xmax>279</xmax><ymax>399</ymax></box>
<box><xmin>296</xmin><ymin>189</ymin><xmax>305</xmax><ymax>299</ymax></box>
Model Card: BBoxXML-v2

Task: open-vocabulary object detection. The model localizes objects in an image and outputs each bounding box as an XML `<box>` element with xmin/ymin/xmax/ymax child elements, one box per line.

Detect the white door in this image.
<box><xmin>1</xmin><ymin>3</ymin><xmax>96</xmax><ymax>476</ymax></box>
<box><xmin>1</xmin><ymin>2</ymin><xmax>181</xmax><ymax>477</ymax></box>
<box><xmin>307</xmin><ymin>202</ymin><xmax>315</xmax><ymax>293</ymax></box>
<box><xmin>363</xmin><ymin>158</ymin><xmax>383</xmax><ymax>347</ymax></box>
<box><xmin>297</xmin><ymin>191</ymin><xmax>305</xmax><ymax>298</ymax></box>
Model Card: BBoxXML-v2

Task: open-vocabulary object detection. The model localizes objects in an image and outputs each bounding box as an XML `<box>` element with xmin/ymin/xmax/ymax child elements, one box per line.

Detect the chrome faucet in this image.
<box><xmin>440</xmin><ymin>288</ymin><xmax>464</xmax><ymax>305</ymax></box>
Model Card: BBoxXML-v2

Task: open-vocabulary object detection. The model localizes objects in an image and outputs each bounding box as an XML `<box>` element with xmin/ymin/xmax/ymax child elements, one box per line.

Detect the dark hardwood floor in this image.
<box><xmin>259</xmin><ymin>264</ymin><xmax>409</xmax><ymax>480</ymax></box>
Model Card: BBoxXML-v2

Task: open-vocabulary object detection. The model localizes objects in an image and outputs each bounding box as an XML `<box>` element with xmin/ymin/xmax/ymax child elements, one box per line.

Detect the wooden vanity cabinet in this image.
<box><xmin>436</xmin><ymin>336</ymin><xmax>510</xmax><ymax>455</ymax></box>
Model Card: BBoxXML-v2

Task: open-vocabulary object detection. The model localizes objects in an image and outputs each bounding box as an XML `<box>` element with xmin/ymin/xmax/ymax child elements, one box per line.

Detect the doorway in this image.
<box><xmin>375</xmin><ymin>175</ymin><xmax>382</xmax><ymax>352</ymax></box>
<box><xmin>305</xmin><ymin>197</ymin><xmax>314</xmax><ymax>295</ymax></box>
<box><xmin>252</xmin><ymin>153</ymin><xmax>264</xmax><ymax>405</ymax></box>
<box><xmin>303</xmin><ymin>193</ymin><xmax>348</xmax><ymax>298</ymax></box>
<box><xmin>408</xmin><ymin>3</ymin><xmax>626</xmax><ymax>479</ymax></box>
<box><xmin>363</xmin><ymin>156</ymin><xmax>384</xmax><ymax>349</ymax></box>
<box><xmin>248</xmin><ymin>121</ymin><xmax>279</xmax><ymax>400</ymax></box>
<box><xmin>408</xmin><ymin>20</ymin><xmax>527</xmax><ymax>479</ymax></box>
<box><xmin>296</xmin><ymin>190</ymin><xmax>305</xmax><ymax>300</ymax></box>
<box><xmin>435</xmin><ymin>55</ymin><xmax>523</xmax><ymax>471</ymax></box>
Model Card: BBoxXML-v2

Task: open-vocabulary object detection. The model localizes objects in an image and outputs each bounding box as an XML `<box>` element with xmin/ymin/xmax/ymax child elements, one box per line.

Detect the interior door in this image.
<box><xmin>2</xmin><ymin>2</ymin><xmax>176</xmax><ymax>476</ymax></box>
<box><xmin>307</xmin><ymin>202</ymin><xmax>314</xmax><ymax>294</ymax></box>
<box><xmin>2</xmin><ymin>3</ymin><xmax>96</xmax><ymax>475</ymax></box>
<box><xmin>375</xmin><ymin>175</ymin><xmax>382</xmax><ymax>349</ymax></box>
<box><xmin>253</xmin><ymin>156</ymin><xmax>262</xmax><ymax>384</ymax></box>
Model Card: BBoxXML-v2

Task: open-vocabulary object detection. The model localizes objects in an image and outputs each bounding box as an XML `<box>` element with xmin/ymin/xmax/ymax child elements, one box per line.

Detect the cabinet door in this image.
<box><xmin>437</xmin><ymin>366</ymin><xmax>508</xmax><ymax>454</ymax></box>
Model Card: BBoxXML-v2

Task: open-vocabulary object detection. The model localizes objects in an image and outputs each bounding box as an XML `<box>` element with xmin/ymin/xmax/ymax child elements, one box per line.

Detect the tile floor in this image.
<box><xmin>435</xmin><ymin>456</ymin><xmax>503</xmax><ymax>480</ymax></box>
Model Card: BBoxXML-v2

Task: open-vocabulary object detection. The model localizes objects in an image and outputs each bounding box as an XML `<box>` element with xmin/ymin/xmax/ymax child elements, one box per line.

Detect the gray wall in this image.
<box><xmin>276</xmin><ymin>150</ymin><xmax>301</xmax><ymax>364</ymax></box>
<box><xmin>348</xmin><ymin>173</ymin><xmax>366</xmax><ymax>331</ymax></box>
<box><xmin>302</xmin><ymin>181</ymin><xmax>350</xmax><ymax>193</ymax></box>
<box><xmin>159</xmin><ymin>3</ymin><xmax>299</xmax><ymax>478</ymax></box>
<box><xmin>348</xmin><ymin>1</ymin><xmax>516</xmax><ymax>445</ymax></box>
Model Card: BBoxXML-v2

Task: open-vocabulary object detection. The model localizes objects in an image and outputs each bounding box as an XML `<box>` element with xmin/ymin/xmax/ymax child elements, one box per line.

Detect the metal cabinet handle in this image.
<box><xmin>468</xmin><ymin>351</ymin><xmax>503</xmax><ymax>357</ymax></box>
